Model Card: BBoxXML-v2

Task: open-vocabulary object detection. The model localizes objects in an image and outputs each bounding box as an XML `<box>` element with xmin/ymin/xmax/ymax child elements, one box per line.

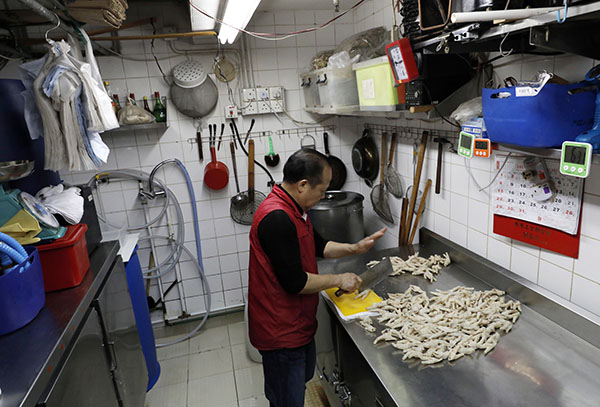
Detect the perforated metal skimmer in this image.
<box><xmin>173</xmin><ymin>60</ymin><xmax>207</xmax><ymax>88</ymax></box>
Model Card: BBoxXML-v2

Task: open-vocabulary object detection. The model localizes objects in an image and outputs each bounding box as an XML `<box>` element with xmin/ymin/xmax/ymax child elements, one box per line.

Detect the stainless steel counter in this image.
<box><xmin>0</xmin><ymin>242</ymin><xmax>120</xmax><ymax>407</ymax></box>
<box><xmin>317</xmin><ymin>229</ymin><xmax>600</xmax><ymax>407</ymax></box>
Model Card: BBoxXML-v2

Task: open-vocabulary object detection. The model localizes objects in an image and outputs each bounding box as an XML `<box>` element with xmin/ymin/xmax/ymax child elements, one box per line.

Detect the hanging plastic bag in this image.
<box><xmin>327</xmin><ymin>51</ymin><xmax>360</xmax><ymax>69</ymax></box>
<box><xmin>119</xmin><ymin>98</ymin><xmax>155</xmax><ymax>125</ymax></box>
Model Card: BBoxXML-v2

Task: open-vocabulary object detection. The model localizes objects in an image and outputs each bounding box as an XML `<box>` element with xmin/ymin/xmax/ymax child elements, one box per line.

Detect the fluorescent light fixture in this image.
<box><xmin>190</xmin><ymin>0</ymin><xmax>219</xmax><ymax>31</ymax></box>
<box><xmin>218</xmin><ymin>0</ymin><xmax>261</xmax><ymax>44</ymax></box>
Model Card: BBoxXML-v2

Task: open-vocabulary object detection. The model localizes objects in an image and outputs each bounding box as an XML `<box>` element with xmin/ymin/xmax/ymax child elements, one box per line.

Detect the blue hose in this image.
<box><xmin>0</xmin><ymin>231</ymin><xmax>28</xmax><ymax>259</ymax></box>
<box><xmin>0</xmin><ymin>252</ymin><xmax>11</xmax><ymax>267</ymax></box>
<box><xmin>0</xmin><ymin>242</ymin><xmax>27</xmax><ymax>266</ymax></box>
<box><xmin>173</xmin><ymin>159</ymin><xmax>204</xmax><ymax>269</ymax></box>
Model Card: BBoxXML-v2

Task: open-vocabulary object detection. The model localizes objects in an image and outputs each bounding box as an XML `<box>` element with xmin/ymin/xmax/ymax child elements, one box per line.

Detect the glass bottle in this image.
<box><xmin>113</xmin><ymin>94</ymin><xmax>122</xmax><ymax>114</ymax></box>
<box><xmin>129</xmin><ymin>93</ymin><xmax>136</xmax><ymax>105</ymax></box>
<box><xmin>153</xmin><ymin>91</ymin><xmax>166</xmax><ymax>123</ymax></box>
<box><xmin>143</xmin><ymin>96</ymin><xmax>152</xmax><ymax>113</ymax></box>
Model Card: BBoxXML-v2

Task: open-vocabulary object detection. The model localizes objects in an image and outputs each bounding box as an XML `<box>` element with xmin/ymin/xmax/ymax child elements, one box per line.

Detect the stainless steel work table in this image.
<box><xmin>0</xmin><ymin>242</ymin><xmax>120</xmax><ymax>407</ymax></box>
<box><xmin>317</xmin><ymin>229</ymin><xmax>600</xmax><ymax>407</ymax></box>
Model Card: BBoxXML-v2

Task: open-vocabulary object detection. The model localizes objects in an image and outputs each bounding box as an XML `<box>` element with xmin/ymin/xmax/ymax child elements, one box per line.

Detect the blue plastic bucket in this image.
<box><xmin>0</xmin><ymin>246</ymin><xmax>45</xmax><ymax>335</ymax></box>
<box><xmin>124</xmin><ymin>246</ymin><xmax>161</xmax><ymax>391</ymax></box>
<box><xmin>482</xmin><ymin>83</ymin><xmax>596</xmax><ymax>148</ymax></box>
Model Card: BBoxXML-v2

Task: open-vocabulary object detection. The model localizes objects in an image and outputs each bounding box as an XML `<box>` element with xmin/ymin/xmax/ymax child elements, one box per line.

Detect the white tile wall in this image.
<box><xmin>55</xmin><ymin>1</ymin><xmax>600</xmax><ymax>323</ymax></box>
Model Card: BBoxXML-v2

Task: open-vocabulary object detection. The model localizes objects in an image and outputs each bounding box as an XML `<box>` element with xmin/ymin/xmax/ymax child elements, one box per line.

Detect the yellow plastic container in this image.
<box><xmin>353</xmin><ymin>56</ymin><xmax>400</xmax><ymax>111</ymax></box>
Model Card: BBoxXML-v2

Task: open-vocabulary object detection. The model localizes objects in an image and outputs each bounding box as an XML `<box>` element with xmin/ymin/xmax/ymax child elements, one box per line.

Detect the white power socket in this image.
<box><xmin>269</xmin><ymin>86</ymin><xmax>283</xmax><ymax>100</ymax></box>
<box><xmin>258</xmin><ymin>101</ymin><xmax>271</xmax><ymax>114</ymax></box>
<box><xmin>256</xmin><ymin>87</ymin><xmax>269</xmax><ymax>101</ymax></box>
<box><xmin>242</xmin><ymin>88</ymin><xmax>256</xmax><ymax>102</ymax></box>
<box><xmin>270</xmin><ymin>100</ymin><xmax>283</xmax><ymax>113</ymax></box>
<box><xmin>225</xmin><ymin>105</ymin><xmax>238</xmax><ymax>118</ymax></box>
<box><xmin>242</xmin><ymin>102</ymin><xmax>258</xmax><ymax>116</ymax></box>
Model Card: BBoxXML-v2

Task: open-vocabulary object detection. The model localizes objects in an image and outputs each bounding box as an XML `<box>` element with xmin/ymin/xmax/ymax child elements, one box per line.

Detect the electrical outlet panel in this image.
<box><xmin>225</xmin><ymin>105</ymin><xmax>238</xmax><ymax>118</ymax></box>
<box><xmin>242</xmin><ymin>102</ymin><xmax>258</xmax><ymax>116</ymax></box>
<box><xmin>241</xmin><ymin>86</ymin><xmax>286</xmax><ymax>116</ymax></box>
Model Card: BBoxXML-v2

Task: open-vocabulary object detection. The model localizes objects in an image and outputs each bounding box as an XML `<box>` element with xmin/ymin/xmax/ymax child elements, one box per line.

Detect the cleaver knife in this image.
<box><xmin>335</xmin><ymin>257</ymin><xmax>393</xmax><ymax>297</ymax></box>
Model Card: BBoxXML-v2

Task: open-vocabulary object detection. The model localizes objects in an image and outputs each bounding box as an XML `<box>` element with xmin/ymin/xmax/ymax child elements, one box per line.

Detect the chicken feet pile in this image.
<box><xmin>359</xmin><ymin>285</ymin><xmax>521</xmax><ymax>365</ymax></box>
<box><xmin>367</xmin><ymin>252</ymin><xmax>451</xmax><ymax>283</ymax></box>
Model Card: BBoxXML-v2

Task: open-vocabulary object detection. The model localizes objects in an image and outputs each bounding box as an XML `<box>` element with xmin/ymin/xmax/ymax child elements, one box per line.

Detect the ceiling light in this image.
<box><xmin>218</xmin><ymin>0</ymin><xmax>261</xmax><ymax>44</ymax></box>
<box><xmin>190</xmin><ymin>0</ymin><xmax>219</xmax><ymax>31</ymax></box>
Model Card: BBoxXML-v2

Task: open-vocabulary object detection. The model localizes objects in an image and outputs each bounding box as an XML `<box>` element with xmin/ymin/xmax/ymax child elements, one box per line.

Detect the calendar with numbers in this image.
<box><xmin>492</xmin><ymin>155</ymin><xmax>584</xmax><ymax>235</ymax></box>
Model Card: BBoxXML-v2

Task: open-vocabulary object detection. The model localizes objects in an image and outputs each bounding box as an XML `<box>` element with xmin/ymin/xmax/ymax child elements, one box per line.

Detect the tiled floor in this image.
<box><xmin>145</xmin><ymin>312</ymin><xmax>327</xmax><ymax>407</ymax></box>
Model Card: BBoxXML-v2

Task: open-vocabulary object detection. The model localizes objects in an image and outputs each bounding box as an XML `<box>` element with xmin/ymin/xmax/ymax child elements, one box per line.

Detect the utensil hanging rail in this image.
<box><xmin>276</xmin><ymin>125</ymin><xmax>336</xmax><ymax>137</ymax></box>
<box><xmin>364</xmin><ymin>123</ymin><xmax>458</xmax><ymax>143</ymax></box>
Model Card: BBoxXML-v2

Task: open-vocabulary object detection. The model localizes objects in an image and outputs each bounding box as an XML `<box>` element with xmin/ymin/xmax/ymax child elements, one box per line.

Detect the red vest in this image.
<box><xmin>248</xmin><ymin>185</ymin><xmax>319</xmax><ymax>351</ymax></box>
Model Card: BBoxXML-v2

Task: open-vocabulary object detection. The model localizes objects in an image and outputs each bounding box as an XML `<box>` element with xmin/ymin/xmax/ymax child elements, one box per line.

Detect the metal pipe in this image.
<box><xmin>15</xmin><ymin>0</ymin><xmax>76</xmax><ymax>35</ymax></box>
<box><xmin>145</xmin><ymin>158</ymin><xmax>178</xmax><ymax>198</ymax></box>
<box><xmin>90</xmin><ymin>30</ymin><xmax>217</xmax><ymax>41</ymax></box>
<box><xmin>164</xmin><ymin>202</ymin><xmax>188</xmax><ymax>316</ymax></box>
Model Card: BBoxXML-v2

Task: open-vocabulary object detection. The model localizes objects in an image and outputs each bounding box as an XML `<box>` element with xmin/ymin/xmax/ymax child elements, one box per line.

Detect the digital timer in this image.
<box><xmin>473</xmin><ymin>139</ymin><xmax>491</xmax><ymax>158</ymax></box>
<box><xmin>458</xmin><ymin>132</ymin><xmax>474</xmax><ymax>158</ymax></box>
<box><xmin>560</xmin><ymin>141</ymin><xmax>592</xmax><ymax>178</ymax></box>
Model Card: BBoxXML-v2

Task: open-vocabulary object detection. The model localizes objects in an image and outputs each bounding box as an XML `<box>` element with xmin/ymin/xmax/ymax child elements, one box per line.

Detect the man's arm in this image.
<box><xmin>323</xmin><ymin>228</ymin><xmax>387</xmax><ymax>259</ymax></box>
<box><xmin>299</xmin><ymin>272</ymin><xmax>362</xmax><ymax>294</ymax></box>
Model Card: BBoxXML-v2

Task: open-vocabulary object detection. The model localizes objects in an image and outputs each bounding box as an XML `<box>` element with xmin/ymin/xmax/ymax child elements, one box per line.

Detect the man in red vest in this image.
<box><xmin>248</xmin><ymin>148</ymin><xmax>386</xmax><ymax>406</ymax></box>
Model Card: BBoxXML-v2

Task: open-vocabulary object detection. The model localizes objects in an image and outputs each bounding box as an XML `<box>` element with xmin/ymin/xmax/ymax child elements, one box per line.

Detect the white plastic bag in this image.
<box><xmin>327</xmin><ymin>51</ymin><xmax>360</xmax><ymax>69</ymax></box>
<box><xmin>450</xmin><ymin>97</ymin><xmax>482</xmax><ymax>125</ymax></box>
<box><xmin>120</xmin><ymin>99</ymin><xmax>155</xmax><ymax>125</ymax></box>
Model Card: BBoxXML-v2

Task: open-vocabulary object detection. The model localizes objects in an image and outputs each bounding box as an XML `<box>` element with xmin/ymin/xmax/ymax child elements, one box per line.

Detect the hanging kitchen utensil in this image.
<box><xmin>196</xmin><ymin>126</ymin><xmax>203</xmax><ymax>162</ymax></box>
<box><xmin>204</xmin><ymin>123</ymin><xmax>229</xmax><ymax>190</ymax></box>
<box><xmin>370</xmin><ymin>133</ymin><xmax>394</xmax><ymax>224</ymax></box>
<box><xmin>301</xmin><ymin>133</ymin><xmax>316</xmax><ymax>150</ymax></box>
<box><xmin>231</xmin><ymin>139</ymin><xmax>267</xmax><ymax>225</ymax></box>
<box><xmin>408</xmin><ymin>179</ymin><xmax>432</xmax><ymax>245</ymax></box>
<box><xmin>244</xmin><ymin>118</ymin><xmax>255</xmax><ymax>145</ymax></box>
<box><xmin>264</xmin><ymin>135</ymin><xmax>280</xmax><ymax>167</ymax></box>
<box><xmin>323</xmin><ymin>132</ymin><xmax>346</xmax><ymax>191</ymax></box>
<box><xmin>218</xmin><ymin>123</ymin><xmax>225</xmax><ymax>151</ymax></box>
<box><xmin>231</xmin><ymin>119</ymin><xmax>276</xmax><ymax>188</ymax></box>
<box><xmin>399</xmin><ymin>197</ymin><xmax>409</xmax><ymax>246</ymax></box>
<box><xmin>384</xmin><ymin>132</ymin><xmax>403</xmax><ymax>198</ymax></box>
<box><xmin>229</xmin><ymin>122</ymin><xmax>238</xmax><ymax>150</ymax></box>
<box><xmin>433</xmin><ymin>136</ymin><xmax>450</xmax><ymax>194</ymax></box>
<box><xmin>230</xmin><ymin>141</ymin><xmax>249</xmax><ymax>224</ymax></box>
<box><xmin>405</xmin><ymin>132</ymin><xmax>428</xmax><ymax>241</ymax></box>
<box><xmin>352</xmin><ymin>128</ymin><xmax>379</xmax><ymax>187</ymax></box>
<box><xmin>170</xmin><ymin>60</ymin><xmax>218</xmax><ymax>118</ymax></box>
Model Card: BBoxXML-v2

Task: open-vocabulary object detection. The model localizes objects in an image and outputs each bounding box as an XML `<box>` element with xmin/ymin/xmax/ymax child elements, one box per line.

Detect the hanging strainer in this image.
<box><xmin>171</xmin><ymin>60</ymin><xmax>218</xmax><ymax>118</ymax></box>
<box><xmin>370</xmin><ymin>133</ymin><xmax>394</xmax><ymax>224</ymax></box>
<box><xmin>384</xmin><ymin>132</ymin><xmax>403</xmax><ymax>198</ymax></box>
<box><xmin>230</xmin><ymin>139</ymin><xmax>266</xmax><ymax>225</ymax></box>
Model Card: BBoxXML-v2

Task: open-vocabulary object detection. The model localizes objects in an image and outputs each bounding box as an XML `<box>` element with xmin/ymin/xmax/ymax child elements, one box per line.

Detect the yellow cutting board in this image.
<box><xmin>324</xmin><ymin>288</ymin><xmax>382</xmax><ymax>318</ymax></box>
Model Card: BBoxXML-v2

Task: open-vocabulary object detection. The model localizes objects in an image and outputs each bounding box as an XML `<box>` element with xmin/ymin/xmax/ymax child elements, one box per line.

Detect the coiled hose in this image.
<box><xmin>88</xmin><ymin>160</ymin><xmax>211</xmax><ymax>348</ymax></box>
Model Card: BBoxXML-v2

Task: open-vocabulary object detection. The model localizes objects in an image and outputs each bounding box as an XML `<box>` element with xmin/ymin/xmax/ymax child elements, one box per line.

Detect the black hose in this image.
<box><xmin>230</xmin><ymin>120</ymin><xmax>276</xmax><ymax>187</ymax></box>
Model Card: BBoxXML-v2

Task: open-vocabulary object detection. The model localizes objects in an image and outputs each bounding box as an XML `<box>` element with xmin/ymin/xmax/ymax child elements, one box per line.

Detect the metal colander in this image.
<box><xmin>171</xmin><ymin>60</ymin><xmax>218</xmax><ymax>118</ymax></box>
<box><xmin>173</xmin><ymin>60</ymin><xmax>207</xmax><ymax>88</ymax></box>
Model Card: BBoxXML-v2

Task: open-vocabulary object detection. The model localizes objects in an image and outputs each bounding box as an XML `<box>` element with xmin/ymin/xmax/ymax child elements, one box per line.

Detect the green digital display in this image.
<box><xmin>560</xmin><ymin>141</ymin><xmax>592</xmax><ymax>178</ymax></box>
<box><xmin>458</xmin><ymin>132</ymin><xmax>474</xmax><ymax>158</ymax></box>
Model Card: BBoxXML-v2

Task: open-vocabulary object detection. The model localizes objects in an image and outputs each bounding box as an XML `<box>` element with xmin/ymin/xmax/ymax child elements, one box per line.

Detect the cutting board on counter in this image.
<box><xmin>321</xmin><ymin>288</ymin><xmax>382</xmax><ymax>321</ymax></box>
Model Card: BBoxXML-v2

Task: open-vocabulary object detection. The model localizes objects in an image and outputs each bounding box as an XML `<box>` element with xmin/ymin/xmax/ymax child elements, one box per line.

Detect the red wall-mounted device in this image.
<box><xmin>385</xmin><ymin>38</ymin><xmax>419</xmax><ymax>85</ymax></box>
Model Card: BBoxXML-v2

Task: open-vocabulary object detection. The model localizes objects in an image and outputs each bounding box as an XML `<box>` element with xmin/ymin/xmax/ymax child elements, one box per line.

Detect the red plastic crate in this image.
<box><xmin>37</xmin><ymin>224</ymin><xmax>90</xmax><ymax>292</ymax></box>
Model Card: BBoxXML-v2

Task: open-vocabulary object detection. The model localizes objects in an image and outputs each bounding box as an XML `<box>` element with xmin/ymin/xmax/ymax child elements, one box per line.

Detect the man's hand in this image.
<box><xmin>354</xmin><ymin>227</ymin><xmax>387</xmax><ymax>254</ymax></box>
<box><xmin>337</xmin><ymin>272</ymin><xmax>362</xmax><ymax>294</ymax></box>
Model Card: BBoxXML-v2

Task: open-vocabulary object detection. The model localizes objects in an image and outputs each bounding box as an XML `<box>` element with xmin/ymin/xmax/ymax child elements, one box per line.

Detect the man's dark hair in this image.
<box><xmin>283</xmin><ymin>149</ymin><xmax>330</xmax><ymax>186</ymax></box>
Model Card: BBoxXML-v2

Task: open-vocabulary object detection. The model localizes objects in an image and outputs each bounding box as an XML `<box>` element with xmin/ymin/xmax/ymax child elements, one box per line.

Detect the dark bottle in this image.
<box><xmin>113</xmin><ymin>94</ymin><xmax>122</xmax><ymax>113</ymax></box>
<box><xmin>129</xmin><ymin>93</ymin><xmax>136</xmax><ymax>105</ymax></box>
<box><xmin>153</xmin><ymin>91</ymin><xmax>166</xmax><ymax>123</ymax></box>
<box><xmin>143</xmin><ymin>96</ymin><xmax>152</xmax><ymax>113</ymax></box>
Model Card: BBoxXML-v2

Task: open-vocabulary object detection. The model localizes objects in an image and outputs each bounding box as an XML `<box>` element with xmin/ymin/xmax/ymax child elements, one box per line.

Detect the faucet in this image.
<box><xmin>140</xmin><ymin>158</ymin><xmax>180</xmax><ymax>199</ymax></box>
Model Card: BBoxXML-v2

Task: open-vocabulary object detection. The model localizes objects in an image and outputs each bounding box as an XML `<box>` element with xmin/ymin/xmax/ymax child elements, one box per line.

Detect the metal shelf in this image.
<box><xmin>411</xmin><ymin>1</ymin><xmax>600</xmax><ymax>59</ymax></box>
<box><xmin>305</xmin><ymin>107</ymin><xmax>434</xmax><ymax>120</ymax></box>
<box><xmin>495</xmin><ymin>142</ymin><xmax>600</xmax><ymax>164</ymax></box>
<box><xmin>105</xmin><ymin>122</ymin><xmax>168</xmax><ymax>134</ymax></box>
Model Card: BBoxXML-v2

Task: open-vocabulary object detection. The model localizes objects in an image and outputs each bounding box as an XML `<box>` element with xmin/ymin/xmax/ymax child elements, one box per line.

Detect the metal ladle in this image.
<box><xmin>230</xmin><ymin>141</ymin><xmax>249</xmax><ymax>209</ymax></box>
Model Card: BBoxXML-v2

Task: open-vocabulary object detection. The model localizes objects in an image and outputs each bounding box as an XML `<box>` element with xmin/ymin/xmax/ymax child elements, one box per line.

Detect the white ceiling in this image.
<box><xmin>257</xmin><ymin>0</ymin><xmax>357</xmax><ymax>11</ymax></box>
